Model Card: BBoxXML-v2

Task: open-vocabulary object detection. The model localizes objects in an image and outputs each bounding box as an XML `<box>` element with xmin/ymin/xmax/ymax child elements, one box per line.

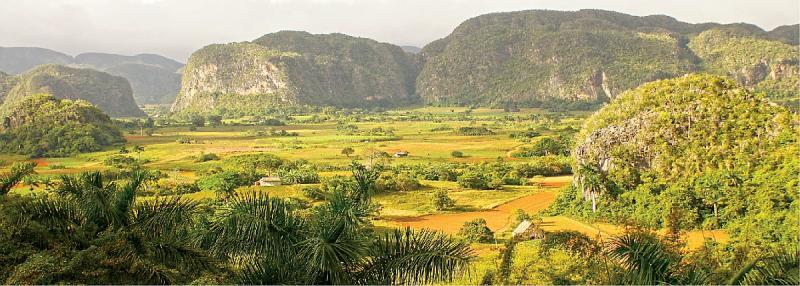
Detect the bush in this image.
<box><xmin>457</xmin><ymin>171</ymin><xmax>492</xmax><ymax>190</ymax></box>
<box><xmin>458</xmin><ymin>218</ymin><xmax>494</xmax><ymax>243</ymax></box>
<box><xmin>451</xmin><ymin>150</ymin><xmax>464</xmax><ymax>158</ymax></box>
<box><xmin>515</xmin><ymin>156</ymin><xmax>573</xmax><ymax>177</ymax></box>
<box><xmin>457</xmin><ymin>126</ymin><xmax>494</xmax><ymax>136</ymax></box>
<box><xmin>278</xmin><ymin>167</ymin><xmax>320</xmax><ymax>184</ymax></box>
<box><xmin>103</xmin><ymin>155</ymin><xmax>137</xmax><ymax>169</ymax></box>
<box><xmin>434</xmin><ymin>190</ymin><xmax>455</xmax><ymax>210</ymax></box>
<box><xmin>302</xmin><ymin>186</ymin><xmax>328</xmax><ymax>201</ymax></box>
<box><xmin>375</xmin><ymin>172</ymin><xmax>421</xmax><ymax>193</ymax></box>
<box><xmin>195</xmin><ymin>153</ymin><xmax>220</xmax><ymax>163</ymax></box>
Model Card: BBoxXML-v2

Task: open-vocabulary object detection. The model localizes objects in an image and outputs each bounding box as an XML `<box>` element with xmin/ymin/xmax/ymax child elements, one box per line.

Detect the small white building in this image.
<box><xmin>394</xmin><ymin>151</ymin><xmax>409</xmax><ymax>157</ymax></box>
<box><xmin>254</xmin><ymin>176</ymin><xmax>282</xmax><ymax>187</ymax></box>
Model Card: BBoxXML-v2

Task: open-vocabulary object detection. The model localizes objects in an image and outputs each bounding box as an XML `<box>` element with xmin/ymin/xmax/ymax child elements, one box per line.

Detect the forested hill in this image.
<box><xmin>0</xmin><ymin>48</ymin><xmax>183</xmax><ymax>104</ymax></box>
<box><xmin>171</xmin><ymin>31</ymin><xmax>419</xmax><ymax>115</ymax></box>
<box><xmin>417</xmin><ymin>9</ymin><xmax>799</xmax><ymax>109</ymax></box>
<box><xmin>0</xmin><ymin>65</ymin><xmax>145</xmax><ymax>118</ymax></box>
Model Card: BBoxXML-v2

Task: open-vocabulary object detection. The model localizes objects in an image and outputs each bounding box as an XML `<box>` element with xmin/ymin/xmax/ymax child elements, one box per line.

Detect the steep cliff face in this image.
<box><xmin>171</xmin><ymin>43</ymin><xmax>298</xmax><ymax>114</ymax></box>
<box><xmin>172</xmin><ymin>31</ymin><xmax>419</xmax><ymax>115</ymax></box>
<box><xmin>573</xmin><ymin>74</ymin><xmax>794</xmax><ymax>187</ymax></box>
<box><xmin>0</xmin><ymin>65</ymin><xmax>145</xmax><ymax>117</ymax></box>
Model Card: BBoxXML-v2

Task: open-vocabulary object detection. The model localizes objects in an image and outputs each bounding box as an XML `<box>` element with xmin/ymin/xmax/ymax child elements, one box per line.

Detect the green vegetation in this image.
<box><xmin>0</xmin><ymin>64</ymin><xmax>145</xmax><ymax>117</ymax></box>
<box><xmin>172</xmin><ymin>31</ymin><xmax>419</xmax><ymax>116</ymax></box>
<box><xmin>458</xmin><ymin>218</ymin><xmax>494</xmax><ymax>243</ymax></box>
<box><xmin>0</xmin><ymin>94</ymin><xmax>125</xmax><ymax>157</ymax></box>
<box><xmin>553</xmin><ymin>74</ymin><xmax>797</xmax><ymax>255</ymax></box>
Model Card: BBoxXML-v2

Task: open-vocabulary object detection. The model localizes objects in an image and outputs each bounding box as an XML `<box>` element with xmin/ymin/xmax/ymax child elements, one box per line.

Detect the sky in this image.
<box><xmin>0</xmin><ymin>0</ymin><xmax>797</xmax><ymax>62</ymax></box>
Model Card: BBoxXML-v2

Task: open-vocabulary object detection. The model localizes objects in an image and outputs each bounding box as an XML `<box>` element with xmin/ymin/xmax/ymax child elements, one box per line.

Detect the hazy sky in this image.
<box><xmin>1</xmin><ymin>0</ymin><xmax>797</xmax><ymax>62</ymax></box>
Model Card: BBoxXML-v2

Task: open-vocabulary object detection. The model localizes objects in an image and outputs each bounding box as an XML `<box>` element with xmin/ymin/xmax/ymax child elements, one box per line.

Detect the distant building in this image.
<box><xmin>512</xmin><ymin>220</ymin><xmax>545</xmax><ymax>240</ymax></box>
<box><xmin>394</xmin><ymin>151</ymin><xmax>409</xmax><ymax>157</ymax></box>
<box><xmin>254</xmin><ymin>176</ymin><xmax>282</xmax><ymax>187</ymax></box>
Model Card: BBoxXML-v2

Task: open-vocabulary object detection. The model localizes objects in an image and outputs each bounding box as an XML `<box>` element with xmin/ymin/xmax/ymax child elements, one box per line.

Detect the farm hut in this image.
<box><xmin>254</xmin><ymin>176</ymin><xmax>282</xmax><ymax>187</ymax></box>
<box><xmin>394</xmin><ymin>151</ymin><xmax>409</xmax><ymax>157</ymax></box>
<box><xmin>512</xmin><ymin>220</ymin><xmax>545</xmax><ymax>240</ymax></box>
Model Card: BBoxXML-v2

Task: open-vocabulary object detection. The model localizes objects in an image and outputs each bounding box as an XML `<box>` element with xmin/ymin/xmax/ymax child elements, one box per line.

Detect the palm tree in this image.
<box><xmin>16</xmin><ymin>170</ymin><xmax>213</xmax><ymax>284</ymax></box>
<box><xmin>0</xmin><ymin>161</ymin><xmax>37</xmax><ymax>196</ymax></box>
<box><xmin>578</xmin><ymin>164</ymin><xmax>606</xmax><ymax>212</ymax></box>
<box><xmin>206</xmin><ymin>163</ymin><xmax>473</xmax><ymax>285</ymax></box>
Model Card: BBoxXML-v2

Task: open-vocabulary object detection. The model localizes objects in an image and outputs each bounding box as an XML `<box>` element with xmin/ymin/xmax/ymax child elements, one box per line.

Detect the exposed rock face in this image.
<box><xmin>0</xmin><ymin>65</ymin><xmax>145</xmax><ymax>117</ymax></box>
<box><xmin>573</xmin><ymin>74</ymin><xmax>793</xmax><ymax>187</ymax></box>
<box><xmin>171</xmin><ymin>43</ymin><xmax>296</xmax><ymax>113</ymax></box>
<box><xmin>172</xmin><ymin>31</ymin><xmax>419</xmax><ymax>114</ymax></box>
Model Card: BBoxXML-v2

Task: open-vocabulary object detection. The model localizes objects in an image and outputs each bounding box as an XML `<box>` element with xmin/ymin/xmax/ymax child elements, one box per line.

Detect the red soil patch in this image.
<box><xmin>33</xmin><ymin>159</ymin><xmax>48</xmax><ymax>167</ymax></box>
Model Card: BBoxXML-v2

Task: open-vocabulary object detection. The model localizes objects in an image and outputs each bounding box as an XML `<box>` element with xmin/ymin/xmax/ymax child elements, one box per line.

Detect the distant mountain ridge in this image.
<box><xmin>0</xmin><ymin>47</ymin><xmax>183</xmax><ymax>104</ymax></box>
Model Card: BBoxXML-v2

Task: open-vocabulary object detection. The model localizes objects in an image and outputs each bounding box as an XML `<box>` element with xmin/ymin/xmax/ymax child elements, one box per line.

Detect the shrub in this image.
<box><xmin>195</xmin><ymin>153</ymin><xmax>220</xmax><ymax>162</ymax></box>
<box><xmin>302</xmin><ymin>186</ymin><xmax>328</xmax><ymax>201</ymax></box>
<box><xmin>434</xmin><ymin>190</ymin><xmax>455</xmax><ymax>210</ymax></box>
<box><xmin>278</xmin><ymin>168</ymin><xmax>320</xmax><ymax>184</ymax></box>
<box><xmin>103</xmin><ymin>155</ymin><xmax>137</xmax><ymax>169</ymax></box>
<box><xmin>458</xmin><ymin>218</ymin><xmax>494</xmax><ymax>243</ymax></box>
<box><xmin>457</xmin><ymin>171</ymin><xmax>492</xmax><ymax>190</ymax></box>
<box><xmin>376</xmin><ymin>172</ymin><xmax>421</xmax><ymax>193</ymax></box>
<box><xmin>457</xmin><ymin>126</ymin><xmax>494</xmax><ymax>136</ymax></box>
<box><xmin>451</xmin><ymin>150</ymin><xmax>464</xmax><ymax>158</ymax></box>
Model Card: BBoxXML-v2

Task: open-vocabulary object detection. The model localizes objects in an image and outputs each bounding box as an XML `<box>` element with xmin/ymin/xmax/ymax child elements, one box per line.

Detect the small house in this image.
<box><xmin>512</xmin><ymin>220</ymin><xmax>545</xmax><ymax>240</ymax></box>
<box><xmin>254</xmin><ymin>176</ymin><xmax>282</xmax><ymax>187</ymax></box>
<box><xmin>394</xmin><ymin>151</ymin><xmax>409</xmax><ymax>157</ymax></box>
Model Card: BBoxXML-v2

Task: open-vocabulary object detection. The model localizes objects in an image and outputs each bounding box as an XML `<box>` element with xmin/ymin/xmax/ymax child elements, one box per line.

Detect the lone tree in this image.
<box><xmin>434</xmin><ymin>190</ymin><xmax>455</xmax><ymax>210</ymax></box>
<box><xmin>341</xmin><ymin>147</ymin><xmax>355</xmax><ymax>157</ymax></box>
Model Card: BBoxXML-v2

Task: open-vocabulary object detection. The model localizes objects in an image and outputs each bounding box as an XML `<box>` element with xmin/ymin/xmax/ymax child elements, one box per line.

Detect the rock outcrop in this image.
<box><xmin>171</xmin><ymin>31</ymin><xmax>419</xmax><ymax>115</ymax></box>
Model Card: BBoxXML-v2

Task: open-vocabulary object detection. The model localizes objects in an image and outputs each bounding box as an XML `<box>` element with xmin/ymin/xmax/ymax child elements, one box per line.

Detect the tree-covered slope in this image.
<box><xmin>0</xmin><ymin>94</ymin><xmax>125</xmax><ymax>156</ymax></box>
<box><xmin>688</xmin><ymin>28</ymin><xmax>799</xmax><ymax>103</ymax></box>
<box><xmin>0</xmin><ymin>65</ymin><xmax>145</xmax><ymax>117</ymax></box>
<box><xmin>0</xmin><ymin>47</ymin><xmax>73</xmax><ymax>74</ymax></box>
<box><xmin>73</xmin><ymin>53</ymin><xmax>184</xmax><ymax>104</ymax></box>
<box><xmin>172</xmin><ymin>31</ymin><xmax>419</xmax><ymax>115</ymax></box>
<box><xmin>418</xmin><ymin>9</ymin><xmax>798</xmax><ymax>109</ymax></box>
<box><xmin>562</xmin><ymin>74</ymin><xmax>796</xmax><ymax>239</ymax></box>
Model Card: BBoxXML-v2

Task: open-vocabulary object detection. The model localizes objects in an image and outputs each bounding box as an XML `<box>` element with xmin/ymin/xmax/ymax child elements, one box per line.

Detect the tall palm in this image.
<box><xmin>16</xmin><ymin>170</ymin><xmax>212</xmax><ymax>284</ymax></box>
<box><xmin>578</xmin><ymin>164</ymin><xmax>605</xmax><ymax>212</ymax></box>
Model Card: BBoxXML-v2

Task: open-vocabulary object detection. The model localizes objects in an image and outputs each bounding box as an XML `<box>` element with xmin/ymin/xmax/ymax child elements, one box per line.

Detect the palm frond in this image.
<box><xmin>0</xmin><ymin>161</ymin><xmax>37</xmax><ymax>195</ymax></box>
<box><xmin>16</xmin><ymin>197</ymin><xmax>83</xmax><ymax>230</ymax></box>
<box><xmin>731</xmin><ymin>247</ymin><xmax>800</xmax><ymax>285</ymax></box>
<box><xmin>363</xmin><ymin>228</ymin><xmax>474</xmax><ymax>285</ymax></box>
<box><xmin>605</xmin><ymin>232</ymin><xmax>675</xmax><ymax>285</ymax></box>
<box><xmin>207</xmin><ymin>191</ymin><xmax>305</xmax><ymax>259</ymax></box>
<box><xmin>132</xmin><ymin>196</ymin><xmax>199</xmax><ymax>237</ymax></box>
<box><xmin>112</xmin><ymin>169</ymin><xmax>147</xmax><ymax>227</ymax></box>
<box><xmin>298</xmin><ymin>218</ymin><xmax>368</xmax><ymax>285</ymax></box>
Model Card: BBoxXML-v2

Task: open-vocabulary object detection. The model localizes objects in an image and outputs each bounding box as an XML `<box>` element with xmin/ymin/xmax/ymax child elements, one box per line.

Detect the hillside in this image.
<box><xmin>417</xmin><ymin>9</ymin><xmax>799</xmax><ymax>109</ymax></box>
<box><xmin>0</xmin><ymin>48</ymin><xmax>184</xmax><ymax>104</ymax></box>
<box><xmin>688</xmin><ymin>28</ymin><xmax>799</xmax><ymax>103</ymax></box>
<box><xmin>0</xmin><ymin>65</ymin><xmax>145</xmax><ymax>117</ymax></box>
<box><xmin>171</xmin><ymin>31</ymin><xmax>419</xmax><ymax>115</ymax></box>
<box><xmin>0</xmin><ymin>94</ymin><xmax>125</xmax><ymax>156</ymax></box>
<box><xmin>0</xmin><ymin>47</ymin><xmax>73</xmax><ymax>74</ymax></box>
<box><xmin>563</xmin><ymin>74</ymin><xmax>796</xmax><ymax>233</ymax></box>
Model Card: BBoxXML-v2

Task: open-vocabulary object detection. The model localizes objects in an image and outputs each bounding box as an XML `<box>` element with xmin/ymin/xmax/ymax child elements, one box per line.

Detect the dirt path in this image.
<box><xmin>391</xmin><ymin>177</ymin><xmax>728</xmax><ymax>248</ymax></box>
